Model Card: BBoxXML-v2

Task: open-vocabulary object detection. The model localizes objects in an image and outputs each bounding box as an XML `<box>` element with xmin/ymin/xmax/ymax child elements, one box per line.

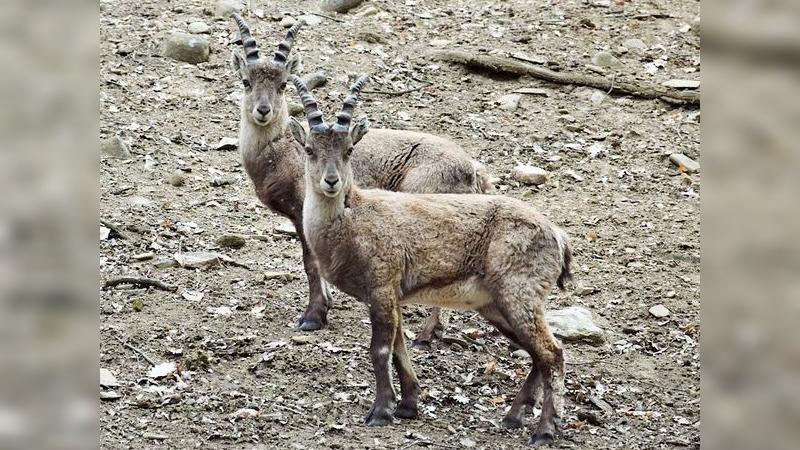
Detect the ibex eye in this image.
<box><xmin>280</xmin><ymin>82</ymin><xmax>287</xmax><ymax>90</ymax></box>
<box><xmin>305</xmin><ymin>147</ymin><xmax>313</xmax><ymax>156</ymax></box>
<box><xmin>346</xmin><ymin>147</ymin><xmax>354</xmax><ymax>157</ymax></box>
<box><xmin>242</xmin><ymin>79</ymin><xmax>251</xmax><ymax>89</ymax></box>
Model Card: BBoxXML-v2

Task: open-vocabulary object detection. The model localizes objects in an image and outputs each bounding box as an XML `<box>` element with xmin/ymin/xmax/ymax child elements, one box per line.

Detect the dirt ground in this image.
<box><xmin>100</xmin><ymin>0</ymin><xmax>700</xmax><ymax>448</ymax></box>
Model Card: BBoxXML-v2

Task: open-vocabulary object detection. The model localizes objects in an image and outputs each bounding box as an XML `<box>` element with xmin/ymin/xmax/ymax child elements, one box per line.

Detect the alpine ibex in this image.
<box><xmin>229</xmin><ymin>14</ymin><xmax>492</xmax><ymax>345</ymax></box>
<box><xmin>289</xmin><ymin>74</ymin><xmax>571</xmax><ymax>447</ymax></box>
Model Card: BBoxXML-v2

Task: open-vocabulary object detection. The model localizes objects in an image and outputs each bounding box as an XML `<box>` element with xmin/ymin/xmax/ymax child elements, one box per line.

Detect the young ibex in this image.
<box><xmin>289</xmin><ymin>74</ymin><xmax>571</xmax><ymax>447</ymax></box>
<box><xmin>229</xmin><ymin>14</ymin><xmax>492</xmax><ymax>345</ymax></box>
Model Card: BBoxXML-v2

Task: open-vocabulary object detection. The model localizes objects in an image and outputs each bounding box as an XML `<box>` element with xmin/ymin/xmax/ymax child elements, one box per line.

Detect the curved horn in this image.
<box><xmin>273</xmin><ymin>20</ymin><xmax>305</xmax><ymax>66</ymax></box>
<box><xmin>290</xmin><ymin>75</ymin><xmax>325</xmax><ymax>130</ymax></box>
<box><xmin>334</xmin><ymin>74</ymin><xmax>369</xmax><ymax>131</ymax></box>
<box><xmin>231</xmin><ymin>13</ymin><xmax>261</xmax><ymax>64</ymax></box>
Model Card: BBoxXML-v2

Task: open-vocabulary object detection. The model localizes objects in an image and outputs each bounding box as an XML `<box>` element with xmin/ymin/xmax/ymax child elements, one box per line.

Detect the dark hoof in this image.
<box><xmin>365</xmin><ymin>404</ymin><xmax>394</xmax><ymax>426</ymax></box>
<box><xmin>411</xmin><ymin>339</ymin><xmax>433</xmax><ymax>351</ymax></box>
<box><xmin>394</xmin><ymin>402</ymin><xmax>418</xmax><ymax>419</ymax></box>
<box><xmin>529</xmin><ymin>432</ymin><xmax>554</xmax><ymax>447</ymax></box>
<box><xmin>297</xmin><ymin>315</ymin><xmax>325</xmax><ymax>332</ymax></box>
<box><xmin>502</xmin><ymin>416</ymin><xmax>523</xmax><ymax>430</ymax></box>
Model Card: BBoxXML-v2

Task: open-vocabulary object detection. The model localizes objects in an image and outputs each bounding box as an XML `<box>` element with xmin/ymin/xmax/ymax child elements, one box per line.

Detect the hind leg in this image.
<box><xmin>478</xmin><ymin>305</ymin><xmax>542</xmax><ymax>429</ymax></box>
<box><xmin>411</xmin><ymin>307</ymin><xmax>443</xmax><ymax>350</ymax></box>
<box><xmin>492</xmin><ymin>285</ymin><xmax>565</xmax><ymax>447</ymax></box>
<box><xmin>392</xmin><ymin>313</ymin><xmax>420</xmax><ymax>419</ymax></box>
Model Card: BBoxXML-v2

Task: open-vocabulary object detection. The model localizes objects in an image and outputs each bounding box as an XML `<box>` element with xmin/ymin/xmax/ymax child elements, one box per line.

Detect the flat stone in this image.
<box><xmin>662</xmin><ymin>79</ymin><xmax>700</xmax><ymax>89</ymax></box>
<box><xmin>574</xmin><ymin>283</ymin><xmax>597</xmax><ymax>297</ymax></box>
<box><xmin>174</xmin><ymin>251</ymin><xmax>236</xmax><ymax>269</ymax></box>
<box><xmin>101</xmin><ymin>136</ymin><xmax>131</xmax><ymax>159</ymax></box>
<box><xmin>163</xmin><ymin>32</ymin><xmax>209</xmax><ymax>64</ymax></box>
<box><xmin>649</xmin><ymin>304</ymin><xmax>671</xmax><ymax>318</ymax></box>
<box><xmin>669</xmin><ymin>153</ymin><xmax>700</xmax><ymax>173</ymax></box>
<box><xmin>188</xmin><ymin>21</ymin><xmax>210</xmax><ymax>34</ymax></box>
<box><xmin>274</xmin><ymin>221</ymin><xmax>297</xmax><ymax>236</ymax></box>
<box><xmin>623</xmin><ymin>38</ymin><xmax>647</xmax><ymax>52</ymax></box>
<box><xmin>511</xmin><ymin>165</ymin><xmax>549</xmax><ymax>186</ymax></box>
<box><xmin>291</xmin><ymin>334</ymin><xmax>315</xmax><ymax>344</ymax></box>
<box><xmin>546</xmin><ymin>306</ymin><xmax>605</xmax><ymax>344</ymax></box>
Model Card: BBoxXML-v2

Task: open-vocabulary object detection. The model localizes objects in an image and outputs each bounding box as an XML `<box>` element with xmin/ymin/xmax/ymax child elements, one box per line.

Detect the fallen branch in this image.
<box><xmin>111</xmin><ymin>332</ymin><xmax>158</xmax><ymax>366</ymax></box>
<box><xmin>103</xmin><ymin>276</ymin><xmax>178</xmax><ymax>292</ymax></box>
<box><xmin>429</xmin><ymin>50</ymin><xmax>699</xmax><ymax>105</ymax></box>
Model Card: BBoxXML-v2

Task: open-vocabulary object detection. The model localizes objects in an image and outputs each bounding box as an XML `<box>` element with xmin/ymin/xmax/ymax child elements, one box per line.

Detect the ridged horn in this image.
<box><xmin>290</xmin><ymin>75</ymin><xmax>325</xmax><ymax>130</ymax></box>
<box><xmin>273</xmin><ymin>20</ymin><xmax>305</xmax><ymax>66</ymax></box>
<box><xmin>231</xmin><ymin>13</ymin><xmax>261</xmax><ymax>64</ymax></box>
<box><xmin>334</xmin><ymin>74</ymin><xmax>369</xmax><ymax>131</ymax></box>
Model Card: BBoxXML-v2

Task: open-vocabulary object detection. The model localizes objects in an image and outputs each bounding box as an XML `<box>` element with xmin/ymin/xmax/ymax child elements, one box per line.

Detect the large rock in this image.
<box><xmin>320</xmin><ymin>0</ymin><xmax>365</xmax><ymax>13</ymax></box>
<box><xmin>101</xmin><ymin>136</ymin><xmax>131</xmax><ymax>159</ymax></box>
<box><xmin>546</xmin><ymin>306</ymin><xmax>605</xmax><ymax>344</ymax></box>
<box><xmin>511</xmin><ymin>165</ymin><xmax>549</xmax><ymax>186</ymax></box>
<box><xmin>163</xmin><ymin>32</ymin><xmax>209</xmax><ymax>64</ymax></box>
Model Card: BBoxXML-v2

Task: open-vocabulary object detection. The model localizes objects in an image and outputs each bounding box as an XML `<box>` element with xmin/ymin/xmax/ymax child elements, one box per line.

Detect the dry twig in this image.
<box><xmin>429</xmin><ymin>50</ymin><xmax>699</xmax><ymax>105</ymax></box>
<box><xmin>103</xmin><ymin>276</ymin><xmax>178</xmax><ymax>292</ymax></box>
<box><xmin>110</xmin><ymin>332</ymin><xmax>158</xmax><ymax>366</ymax></box>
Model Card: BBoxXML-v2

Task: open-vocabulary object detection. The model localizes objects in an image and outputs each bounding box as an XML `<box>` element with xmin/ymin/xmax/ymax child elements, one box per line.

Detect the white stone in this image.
<box><xmin>662</xmin><ymin>79</ymin><xmax>700</xmax><ymax>89</ymax></box>
<box><xmin>511</xmin><ymin>165</ymin><xmax>549</xmax><ymax>185</ymax></box>
<box><xmin>280</xmin><ymin>16</ymin><xmax>297</xmax><ymax>28</ymax></box>
<box><xmin>100</xmin><ymin>368</ymin><xmax>119</xmax><ymax>387</ymax></box>
<box><xmin>623</xmin><ymin>38</ymin><xmax>647</xmax><ymax>51</ymax></box>
<box><xmin>649</xmin><ymin>304</ymin><xmax>671</xmax><ymax>318</ymax></box>
<box><xmin>546</xmin><ymin>306</ymin><xmax>605</xmax><ymax>344</ymax></box>
<box><xmin>498</xmin><ymin>94</ymin><xmax>522</xmax><ymax>112</ymax></box>
<box><xmin>147</xmin><ymin>362</ymin><xmax>176</xmax><ymax>379</ymax></box>
<box><xmin>591</xmin><ymin>51</ymin><xmax>619</xmax><ymax>68</ymax></box>
<box><xmin>188</xmin><ymin>22</ymin><xmax>210</xmax><ymax>34</ymax></box>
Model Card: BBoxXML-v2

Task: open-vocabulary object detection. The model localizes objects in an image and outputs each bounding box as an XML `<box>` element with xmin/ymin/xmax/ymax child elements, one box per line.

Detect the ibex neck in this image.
<box><xmin>303</xmin><ymin>182</ymin><xmax>349</xmax><ymax>241</ymax></box>
<box><xmin>238</xmin><ymin>101</ymin><xmax>290</xmax><ymax>157</ymax></box>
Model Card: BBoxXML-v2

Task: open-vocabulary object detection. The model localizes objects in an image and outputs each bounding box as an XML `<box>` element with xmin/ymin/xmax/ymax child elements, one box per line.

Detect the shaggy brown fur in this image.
<box><xmin>230</xmin><ymin>16</ymin><xmax>492</xmax><ymax>342</ymax></box>
<box><xmin>293</xmin><ymin>75</ymin><xmax>571</xmax><ymax>447</ymax></box>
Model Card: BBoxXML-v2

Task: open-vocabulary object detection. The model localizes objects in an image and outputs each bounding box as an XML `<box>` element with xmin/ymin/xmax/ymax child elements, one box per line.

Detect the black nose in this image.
<box><xmin>324</xmin><ymin>176</ymin><xmax>339</xmax><ymax>187</ymax></box>
<box><xmin>256</xmin><ymin>105</ymin><xmax>271</xmax><ymax>116</ymax></box>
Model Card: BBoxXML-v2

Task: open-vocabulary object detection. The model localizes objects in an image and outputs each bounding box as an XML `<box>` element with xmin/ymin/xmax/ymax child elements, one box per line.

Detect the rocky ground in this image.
<box><xmin>100</xmin><ymin>0</ymin><xmax>700</xmax><ymax>448</ymax></box>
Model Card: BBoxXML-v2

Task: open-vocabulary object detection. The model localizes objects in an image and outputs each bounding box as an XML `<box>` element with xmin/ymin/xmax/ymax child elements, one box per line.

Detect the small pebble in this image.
<box><xmin>279</xmin><ymin>16</ymin><xmax>296</xmax><ymax>28</ymax></box>
<box><xmin>669</xmin><ymin>153</ymin><xmax>700</xmax><ymax>173</ymax></box>
<box><xmin>167</xmin><ymin>171</ymin><xmax>186</xmax><ymax>187</ymax></box>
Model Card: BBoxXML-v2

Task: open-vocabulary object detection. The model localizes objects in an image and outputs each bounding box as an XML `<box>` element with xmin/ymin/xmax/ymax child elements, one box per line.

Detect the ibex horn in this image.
<box><xmin>334</xmin><ymin>74</ymin><xmax>369</xmax><ymax>131</ymax></box>
<box><xmin>290</xmin><ymin>75</ymin><xmax>325</xmax><ymax>130</ymax></box>
<box><xmin>231</xmin><ymin>13</ymin><xmax>261</xmax><ymax>64</ymax></box>
<box><xmin>273</xmin><ymin>20</ymin><xmax>305</xmax><ymax>66</ymax></box>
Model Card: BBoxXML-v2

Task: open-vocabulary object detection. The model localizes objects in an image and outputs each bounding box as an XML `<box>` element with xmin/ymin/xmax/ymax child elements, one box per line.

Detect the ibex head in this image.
<box><xmin>230</xmin><ymin>13</ymin><xmax>304</xmax><ymax>127</ymax></box>
<box><xmin>288</xmin><ymin>74</ymin><xmax>370</xmax><ymax>198</ymax></box>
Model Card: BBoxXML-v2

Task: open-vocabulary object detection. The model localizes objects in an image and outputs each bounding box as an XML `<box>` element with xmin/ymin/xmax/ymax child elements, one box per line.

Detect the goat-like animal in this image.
<box><xmin>290</xmin><ymin>74</ymin><xmax>571</xmax><ymax>447</ymax></box>
<box><xmin>229</xmin><ymin>14</ymin><xmax>492</xmax><ymax>344</ymax></box>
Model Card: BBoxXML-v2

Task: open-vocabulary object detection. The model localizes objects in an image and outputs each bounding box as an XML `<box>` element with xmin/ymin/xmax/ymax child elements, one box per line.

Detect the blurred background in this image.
<box><xmin>0</xmin><ymin>0</ymin><xmax>798</xmax><ymax>448</ymax></box>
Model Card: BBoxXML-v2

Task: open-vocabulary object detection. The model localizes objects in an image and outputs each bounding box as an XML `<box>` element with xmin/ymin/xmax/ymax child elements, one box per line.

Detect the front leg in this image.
<box><xmin>297</xmin><ymin>230</ymin><xmax>330</xmax><ymax>331</ymax></box>
<box><xmin>365</xmin><ymin>291</ymin><xmax>399</xmax><ymax>426</ymax></box>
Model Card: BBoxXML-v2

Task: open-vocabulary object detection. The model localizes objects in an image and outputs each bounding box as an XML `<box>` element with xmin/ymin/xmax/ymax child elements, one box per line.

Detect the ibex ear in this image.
<box><xmin>289</xmin><ymin>117</ymin><xmax>307</xmax><ymax>146</ymax></box>
<box><xmin>286</xmin><ymin>52</ymin><xmax>304</xmax><ymax>75</ymax></box>
<box><xmin>351</xmin><ymin>115</ymin><xmax>369</xmax><ymax>145</ymax></box>
<box><xmin>230</xmin><ymin>50</ymin><xmax>246</xmax><ymax>77</ymax></box>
